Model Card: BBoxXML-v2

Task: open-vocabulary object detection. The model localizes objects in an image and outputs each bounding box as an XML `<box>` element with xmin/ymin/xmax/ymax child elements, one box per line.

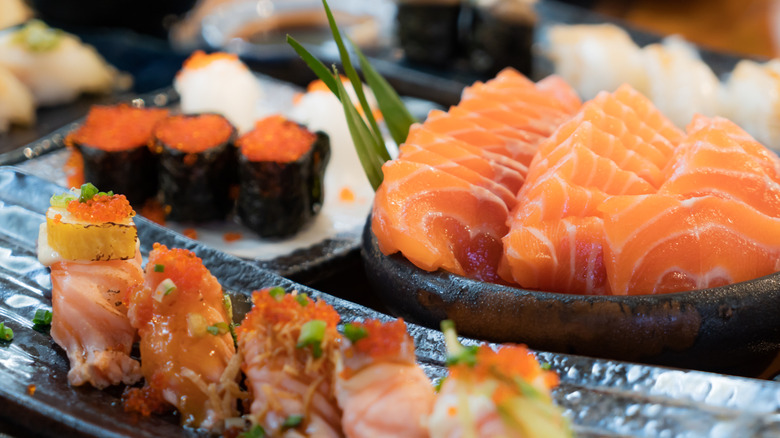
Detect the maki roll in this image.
<box><xmin>236</xmin><ymin>115</ymin><xmax>330</xmax><ymax>238</ymax></box>
<box><xmin>65</xmin><ymin>104</ymin><xmax>169</xmax><ymax>206</ymax></box>
<box><xmin>395</xmin><ymin>0</ymin><xmax>463</xmax><ymax>67</ymax></box>
<box><xmin>466</xmin><ymin>0</ymin><xmax>536</xmax><ymax>77</ymax></box>
<box><xmin>151</xmin><ymin>113</ymin><xmax>237</xmax><ymax>222</ymax></box>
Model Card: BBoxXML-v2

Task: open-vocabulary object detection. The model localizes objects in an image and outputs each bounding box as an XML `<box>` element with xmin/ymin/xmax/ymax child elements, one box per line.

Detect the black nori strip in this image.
<box><xmin>74</xmin><ymin>143</ymin><xmax>158</xmax><ymax>207</ymax></box>
<box><xmin>154</xmin><ymin>119</ymin><xmax>238</xmax><ymax>223</ymax></box>
<box><xmin>237</xmin><ymin>131</ymin><xmax>330</xmax><ymax>238</ymax></box>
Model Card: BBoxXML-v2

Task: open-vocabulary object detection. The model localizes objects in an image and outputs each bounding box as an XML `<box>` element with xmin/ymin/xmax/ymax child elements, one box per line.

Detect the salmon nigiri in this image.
<box><xmin>124</xmin><ymin>243</ymin><xmax>238</xmax><ymax>430</ymax></box>
<box><xmin>336</xmin><ymin>319</ymin><xmax>435</xmax><ymax>438</ymax></box>
<box><xmin>429</xmin><ymin>321</ymin><xmax>572</xmax><ymax>438</ymax></box>
<box><xmin>237</xmin><ymin>287</ymin><xmax>343</xmax><ymax>437</ymax></box>
<box><xmin>37</xmin><ymin>183</ymin><xmax>143</xmax><ymax>389</ymax></box>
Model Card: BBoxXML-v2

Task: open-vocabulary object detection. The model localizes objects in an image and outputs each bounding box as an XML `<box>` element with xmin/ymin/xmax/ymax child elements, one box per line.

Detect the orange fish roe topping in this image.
<box><xmin>66</xmin><ymin>194</ymin><xmax>134</xmax><ymax>223</ymax></box>
<box><xmin>153</xmin><ymin>114</ymin><xmax>234</xmax><ymax>154</ymax></box>
<box><xmin>180</xmin><ymin>50</ymin><xmax>241</xmax><ymax>71</ymax></box>
<box><xmin>66</xmin><ymin>104</ymin><xmax>170</xmax><ymax>152</ymax></box>
<box><xmin>64</xmin><ymin>148</ymin><xmax>84</xmax><ymax>189</ymax></box>
<box><xmin>350</xmin><ymin>319</ymin><xmax>409</xmax><ymax>360</ymax></box>
<box><xmin>237</xmin><ymin>115</ymin><xmax>316</xmax><ymax>163</ymax></box>
<box><xmin>339</xmin><ymin>187</ymin><xmax>355</xmax><ymax>202</ymax></box>
<box><xmin>450</xmin><ymin>344</ymin><xmax>559</xmax><ymax>392</ymax></box>
<box><xmin>146</xmin><ymin>243</ymin><xmax>210</xmax><ymax>293</ymax></box>
<box><xmin>238</xmin><ymin>288</ymin><xmax>340</xmax><ymax>334</ymax></box>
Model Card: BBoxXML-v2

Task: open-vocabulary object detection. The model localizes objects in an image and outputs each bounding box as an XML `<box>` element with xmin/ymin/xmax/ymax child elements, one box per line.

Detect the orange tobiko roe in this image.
<box><xmin>145</xmin><ymin>243</ymin><xmax>210</xmax><ymax>293</ymax></box>
<box><xmin>238</xmin><ymin>288</ymin><xmax>340</xmax><ymax>334</ymax></box>
<box><xmin>351</xmin><ymin>319</ymin><xmax>409</xmax><ymax>360</ymax></box>
<box><xmin>237</xmin><ymin>115</ymin><xmax>316</xmax><ymax>163</ymax></box>
<box><xmin>449</xmin><ymin>344</ymin><xmax>560</xmax><ymax>391</ymax></box>
<box><xmin>67</xmin><ymin>194</ymin><xmax>134</xmax><ymax>223</ymax></box>
<box><xmin>180</xmin><ymin>50</ymin><xmax>241</xmax><ymax>71</ymax></box>
<box><xmin>66</xmin><ymin>104</ymin><xmax>170</xmax><ymax>152</ymax></box>
<box><xmin>153</xmin><ymin>114</ymin><xmax>234</xmax><ymax>154</ymax></box>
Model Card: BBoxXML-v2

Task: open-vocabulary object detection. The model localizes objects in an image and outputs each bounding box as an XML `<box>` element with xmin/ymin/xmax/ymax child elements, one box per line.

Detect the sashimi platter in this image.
<box><xmin>1</xmin><ymin>0</ymin><xmax>779</xmax><ymax>437</ymax></box>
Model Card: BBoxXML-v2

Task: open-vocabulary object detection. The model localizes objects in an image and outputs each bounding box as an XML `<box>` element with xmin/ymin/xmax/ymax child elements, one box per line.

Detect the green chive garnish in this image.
<box><xmin>0</xmin><ymin>322</ymin><xmax>13</xmax><ymax>342</ymax></box>
<box><xmin>282</xmin><ymin>414</ymin><xmax>304</xmax><ymax>428</ymax></box>
<box><xmin>297</xmin><ymin>320</ymin><xmax>327</xmax><ymax>358</ymax></box>
<box><xmin>78</xmin><ymin>183</ymin><xmax>99</xmax><ymax>202</ymax></box>
<box><xmin>32</xmin><ymin>309</ymin><xmax>52</xmax><ymax>326</ymax></box>
<box><xmin>207</xmin><ymin>322</ymin><xmax>229</xmax><ymax>336</ymax></box>
<box><xmin>223</xmin><ymin>295</ymin><xmax>233</xmax><ymax>319</ymax></box>
<box><xmin>343</xmin><ymin>323</ymin><xmax>368</xmax><ymax>343</ymax></box>
<box><xmin>541</xmin><ymin>362</ymin><xmax>552</xmax><ymax>371</ymax></box>
<box><xmin>49</xmin><ymin>193</ymin><xmax>76</xmax><ymax>207</ymax></box>
<box><xmin>268</xmin><ymin>287</ymin><xmax>285</xmax><ymax>301</ymax></box>
<box><xmin>154</xmin><ymin>264</ymin><xmax>165</xmax><ymax>273</ymax></box>
<box><xmin>295</xmin><ymin>293</ymin><xmax>309</xmax><ymax>307</ymax></box>
<box><xmin>441</xmin><ymin>319</ymin><xmax>479</xmax><ymax>367</ymax></box>
<box><xmin>238</xmin><ymin>425</ymin><xmax>266</xmax><ymax>438</ymax></box>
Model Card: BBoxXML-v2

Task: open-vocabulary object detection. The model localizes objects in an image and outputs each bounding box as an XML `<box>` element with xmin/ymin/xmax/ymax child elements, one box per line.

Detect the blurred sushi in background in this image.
<box><xmin>0</xmin><ymin>64</ymin><xmax>34</xmax><ymax>133</ymax></box>
<box><xmin>236</xmin><ymin>115</ymin><xmax>330</xmax><ymax>238</ymax></box>
<box><xmin>65</xmin><ymin>104</ymin><xmax>169</xmax><ymax>206</ymax></box>
<box><xmin>174</xmin><ymin>50</ymin><xmax>262</xmax><ymax>133</ymax></box>
<box><xmin>151</xmin><ymin>113</ymin><xmax>237</xmax><ymax>222</ymax></box>
<box><xmin>0</xmin><ymin>0</ymin><xmax>32</xmax><ymax>30</ymax></box>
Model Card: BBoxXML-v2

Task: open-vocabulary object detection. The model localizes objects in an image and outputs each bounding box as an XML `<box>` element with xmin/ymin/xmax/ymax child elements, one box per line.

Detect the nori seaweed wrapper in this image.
<box><xmin>465</xmin><ymin>2</ymin><xmax>535</xmax><ymax>76</ymax></box>
<box><xmin>73</xmin><ymin>143</ymin><xmax>158</xmax><ymax>207</ymax></box>
<box><xmin>152</xmin><ymin>115</ymin><xmax>238</xmax><ymax>222</ymax></box>
<box><xmin>237</xmin><ymin>131</ymin><xmax>330</xmax><ymax>238</ymax></box>
<box><xmin>396</xmin><ymin>2</ymin><xmax>463</xmax><ymax>67</ymax></box>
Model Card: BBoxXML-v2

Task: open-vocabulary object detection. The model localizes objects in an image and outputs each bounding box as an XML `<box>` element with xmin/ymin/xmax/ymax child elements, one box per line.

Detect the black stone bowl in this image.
<box><xmin>361</xmin><ymin>216</ymin><xmax>780</xmax><ymax>378</ymax></box>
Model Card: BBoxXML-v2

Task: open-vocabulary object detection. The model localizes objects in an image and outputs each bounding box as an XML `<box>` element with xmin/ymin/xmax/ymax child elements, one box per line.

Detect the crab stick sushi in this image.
<box><xmin>65</xmin><ymin>104</ymin><xmax>169</xmax><ymax>206</ymax></box>
<box><xmin>429</xmin><ymin>321</ymin><xmax>571</xmax><ymax>438</ymax></box>
<box><xmin>151</xmin><ymin>113</ymin><xmax>237</xmax><ymax>222</ymax></box>
<box><xmin>37</xmin><ymin>183</ymin><xmax>143</xmax><ymax>389</ymax></box>
<box><xmin>124</xmin><ymin>243</ymin><xmax>238</xmax><ymax>430</ymax></box>
<box><xmin>336</xmin><ymin>319</ymin><xmax>435</xmax><ymax>438</ymax></box>
<box><xmin>236</xmin><ymin>115</ymin><xmax>330</xmax><ymax>238</ymax></box>
<box><xmin>237</xmin><ymin>287</ymin><xmax>342</xmax><ymax>437</ymax></box>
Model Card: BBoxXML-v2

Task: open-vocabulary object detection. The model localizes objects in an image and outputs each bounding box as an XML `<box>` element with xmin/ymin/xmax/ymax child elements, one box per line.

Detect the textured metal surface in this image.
<box><xmin>0</xmin><ymin>167</ymin><xmax>779</xmax><ymax>437</ymax></box>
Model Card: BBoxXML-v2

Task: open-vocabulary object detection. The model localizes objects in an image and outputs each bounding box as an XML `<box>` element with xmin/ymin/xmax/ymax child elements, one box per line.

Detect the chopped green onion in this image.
<box><xmin>295</xmin><ymin>293</ymin><xmax>309</xmax><ymax>307</ymax></box>
<box><xmin>207</xmin><ymin>322</ymin><xmax>230</xmax><ymax>336</ymax></box>
<box><xmin>541</xmin><ymin>362</ymin><xmax>552</xmax><ymax>371</ymax></box>
<box><xmin>297</xmin><ymin>320</ymin><xmax>327</xmax><ymax>358</ymax></box>
<box><xmin>32</xmin><ymin>309</ymin><xmax>52</xmax><ymax>326</ymax></box>
<box><xmin>223</xmin><ymin>295</ymin><xmax>233</xmax><ymax>319</ymax></box>
<box><xmin>153</xmin><ymin>278</ymin><xmax>177</xmax><ymax>302</ymax></box>
<box><xmin>433</xmin><ymin>376</ymin><xmax>447</xmax><ymax>392</ymax></box>
<box><xmin>238</xmin><ymin>425</ymin><xmax>266</xmax><ymax>438</ymax></box>
<box><xmin>78</xmin><ymin>183</ymin><xmax>100</xmax><ymax>202</ymax></box>
<box><xmin>441</xmin><ymin>320</ymin><xmax>479</xmax><ymax>367</ymax></box>
<box><xmin>153</xmin><ymin>264</ymin><xmax>165</xmax><ymax>273</ymax></box>
<box><xmin>343</xmin><ymin>323</ymin><xmax>368</xmax><ymax>343</ymax></box>
<box><xmin>268</xmin><ymin>286</ymin><xmax>285</xmax><ymax>301</ymax></box>
<box><xmin>49</xmin><ymin>193</ymin><xmax>76</xmax><ymax>207</ymax></box>
<box><xmin>0</xmin><ymin>322</ymin><xmax>13</xmax><ymax>341</ymax></box>
<box><xmin>282</xmin><ymin>414</ymin><xmax>304</xmax><ymax>428</ymax></box>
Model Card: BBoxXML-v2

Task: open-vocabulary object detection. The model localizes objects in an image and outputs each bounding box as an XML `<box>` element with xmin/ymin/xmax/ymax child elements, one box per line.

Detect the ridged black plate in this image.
<box><xmin>2</xmin><ymin>167</ymin><xmax>780</xmax><ymax>437</ymax></box>
<box><xmin>361</xmin><ymin>216</ymin><xmax>780</xmax><ymax>378</ymax></box>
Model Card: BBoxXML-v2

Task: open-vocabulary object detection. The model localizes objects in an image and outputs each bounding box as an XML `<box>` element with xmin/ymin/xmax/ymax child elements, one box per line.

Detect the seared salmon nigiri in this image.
<box><xmin>37</xmin><ymin>183</ymin><xmax>143</xmax><ymax>389</ymax></box>
<box><xmin>237</xmin><ymin>287</ymin><xmax>343</xmax><ymax>437</ymax></box>
<box><xmin>429</xmin><ymin>321</ymin><xmax>572</xmax><ymax>438</ymax></box>
<box><xmin>124</xmin><ymin>243</ymin><xmax>239</xmax><ymax>430</ymax></box>
<box><xmin>336</xmin><ymin>318</ymin><xmax>435</xmax><ymax>438</ymax></box>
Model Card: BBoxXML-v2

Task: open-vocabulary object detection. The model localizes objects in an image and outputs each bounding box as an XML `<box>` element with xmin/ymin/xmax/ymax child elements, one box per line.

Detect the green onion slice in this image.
<box><xmin>343</xmin><ymin>323</ymin><xmax>368</xmax><ymax>343</ymax></box>
<box><xmin>153</xmin><ymin>264</ymin><xmax>165</xmax><ymax>273</ymax></box>
<box><xmin>32</xmin><ymin>309</ymin><xmax>52</xmax><ymax>326</ymax></box>
<box><xmin>268</xmin><ymin>286</ymin><xmax>285</xmax><ymax>301</ymax></box>
<box><xmin>238</xmin><ymin>424</ymin><xmax>266</xmax><ymax>438</ymax></box>
<box><xmin>282</xmin><ymin>414</ymin><xmax>304</xmax><ymax>428</ymax></box>
<box><xmin>295</xmin><ymin>293</ymin><xmax>309</xmax><ymax>307</ymax></box>
<box><xmin>207</xmin><ymin>322</ymin><xmax>230</xmax><ymax>336</ymax></box>
<box><xmin>0</xmin><ymin>322</ymin><xmax>13</xmax><ymax>341</ymax></box>
<box><xmin>297</xmin><ymin>319</ymin><xmax>327</xmax><ymax>358</ymax></box>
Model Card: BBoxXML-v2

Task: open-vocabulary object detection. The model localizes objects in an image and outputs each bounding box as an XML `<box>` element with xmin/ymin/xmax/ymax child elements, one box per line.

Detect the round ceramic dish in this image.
<box><xmin>361</xmin><ymin>216</ymin><xmax>780</xmax><ymax>377</ymax></box>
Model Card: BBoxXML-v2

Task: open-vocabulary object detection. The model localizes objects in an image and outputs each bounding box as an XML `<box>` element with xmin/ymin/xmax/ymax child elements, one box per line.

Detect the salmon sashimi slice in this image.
<box><xmin>124</xmin><ymin>243</ymin><xmax>237</xmax><ymax>429</ymax></box>
<box><xmin>403</xmin><ymin>125</ymin><xmax>527</xmax><ymax>195</ymax></box>
<box><xmin>237</xmin><ymin>288</ymin><xmax>343</xmax><ymax>437</ymax></box>
<box><xmin>50</xmin><ymin>252</ymin><xmax>143</xmax><ymax>389</ymax></box>
<box><xmin>455</xmin><ymin>98</ymin><xmax>564</xmax><ymax>138</ymax></box>
<box><xmin>463</xmin><ymin>82</ymin><xmax>573</xmax><ymax>123</ymax></box>
<box><xmin>535</xmin><ymin>75</ymin><xmax>583</xmax><ymax>114</ymax></box>
<box><xmin>424</xmin><ymin>109</ymin><xmax>538</xmax><ymax>166</ymax></box>
<box><xmin>662</xmin><ymin>115</ymin><xmax>780</xmax><ymax>216</ymax></box>
<box><xmin>373</xmin><ymin>160</ymin><xmax>509</xmax><ymax>282</ymax></box>
<box><xmin>600</xmin><ymin>194</ymin><xmax>780</xmax><ymax>295</ymax></box>
<box><xmin>336</xmin><ymin>319</ymin><xmax>434</xmax><ymax>438</ymax></box>
<box><xmin>446</xmin><ymin>106</ymin><xmax>548</xmax><ymax>146</ymax></box>
<box><xmin>609</xmin><ymin>84</ymin><xmax>684</xmax><ymax>155</ymax></box>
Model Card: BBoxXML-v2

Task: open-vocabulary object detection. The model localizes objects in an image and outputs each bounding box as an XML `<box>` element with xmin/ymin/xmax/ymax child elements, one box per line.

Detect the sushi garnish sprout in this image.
<box><xmin>12</xmin><ymin>20</ymin><xmax>63</xmax><ymax>52</ymax></box>
<box><xmin>238</xmin><ymin>425</ymin><xmax>266</xmax><ymax>438</ymax></box>
<box><xmin>342</xmin><ymin>322</ymin><xmax>368</xmax><ymax>343</ymax></box>
<box><xmin>222</xmin><ymin>295</ymin><xmax>233</xmax><ymax>319</ymax></box>
<box><xmin>441</xmin><ymin>319</ymin><xmax>479</xmax><ymax>367</ymax></box>
<box><xmin>282</xmin><ymin>414</ymin><xmax>304</xmax><ymax>428</ymax></box>
<box><xmin>296</xmin><ymin>319</ymin><xmax>327</xmax><ymax>358</ymax></box>
<box><xmin>49</xmin><ymin>183</ymin><xmax>115</xmax><ymax>207</ymax></box>
<box><xmin>0</xmin><ymin>322</ymin><xmax>13</xmax><ymax>341</ymax></box>
<box><xmin>206</xmin><ymin>322</ymin><xmax>229</xmax><ymax>336</ymax></box>
<box><xmin>32</xmin><ymin>309</ymin><xmax>52</xmax><ymax>327</ymax></box>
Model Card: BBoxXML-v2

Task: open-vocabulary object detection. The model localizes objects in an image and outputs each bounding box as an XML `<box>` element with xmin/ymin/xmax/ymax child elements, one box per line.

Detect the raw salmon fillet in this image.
<box><xmin>372</xmin><ymin>68</ymin><xmax>581</xmax><ymax>283</ymax></box>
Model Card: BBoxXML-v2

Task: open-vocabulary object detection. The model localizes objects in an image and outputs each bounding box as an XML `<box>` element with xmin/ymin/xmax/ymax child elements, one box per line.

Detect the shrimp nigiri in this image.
<box><xmin>124</xmin><ymin>243</ymin><xmax>238</xmax><ymax>430</ymax></box>
<box><xmin>37</xmin><ymin>183</ymin><xmax>143</xmax><ymax>389</ymax></box>
<box><xmin>237</xmin><ymin>287</ymin><xmax>343</xmax><ymax>437</ymax></box>
<box><xmin>336</xmin><ymin>318</ymin><xmax>435</xmax><ymax>438</ymax></box>
<box><xmin>429</xmin><ymin>321</ymin><xmax>572</xmax><ymax>438</ymax></box>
